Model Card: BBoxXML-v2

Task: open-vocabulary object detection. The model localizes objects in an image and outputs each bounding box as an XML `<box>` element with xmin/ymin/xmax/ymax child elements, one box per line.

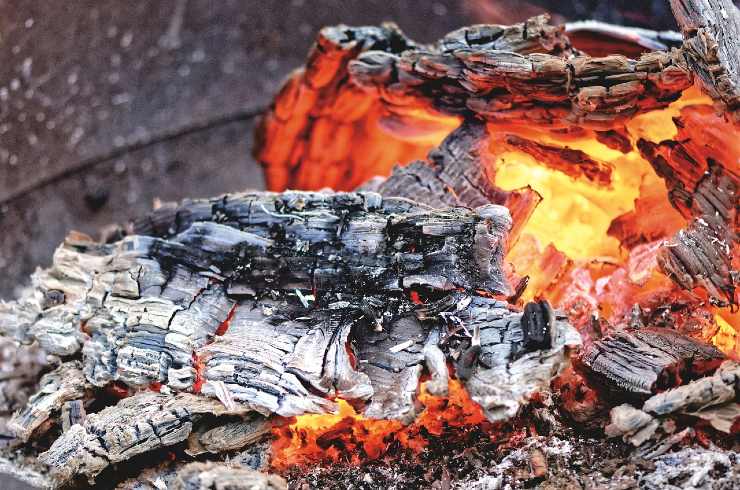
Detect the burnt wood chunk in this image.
<box><xmin>670</xmin><ymin>0</ymin><xmax>740</xmax><ymax>121</ymax></box>
<box><xmin>454</xmin><ymin>297</ymin><xmax>579</xmax><ymax>421</ymax></box>
<box><xmin>369</xmin><ymin>119</ymin><xmax>540</xmax><ymax>245</ymax></box>
<box><xmin>520</xmin><ymin>301</ymin><xmax>554</xmax><ymax>353</ymax></box>
<box><xmin>657</xmin><ymin>167</ymin><xmax>738</xmax><ymax>306</ymax></box>
<box><xmin>171</xmin><ymin>462</ymin><xmax>287</xmax><ymax>490</ymax></box>
<box><xmin>39</xmin><ymin>393</ymin><xmax>251</xmax><ymax>486</ymax></box>
<box><xmin>8</xmin><ymin>361</ymin><xmax>89</xmax><ymax>442</ymax></box>
<box><xmin>581</xmin><ymin>327</ymin><xmax>725</xmax><ymax>394</ymax></box>
<box><xmin>642</xmin><ymin>360</ymin><xmax>739</xmax><ymax>415</ymax></box>
<box><xmin>502</xmin><ymin>135</ymin><xmax>613</xmax><ymax>186</ymax></box>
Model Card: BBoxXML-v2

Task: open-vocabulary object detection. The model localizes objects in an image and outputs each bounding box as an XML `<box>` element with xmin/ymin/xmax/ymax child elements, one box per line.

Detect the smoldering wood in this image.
<box><xmin>580</xmin><ymin>327</ymin><xmax>725</xmax><ymax>394</ymax></box>
<box><xmin>349</xmin><ymin>46</ymin><xmax>692</xmax><ymax>129</ymax></box>
<box><xmin>0</xmin><ymin>189</ymin><xmax>579</xmax><ymax>487</ymax></box>
<box><xmin>635</xmin><ymin>102</ymin><xmax>738</xmax><ymax>305</ymax></box>
<box><xmin>7</xmin><ymin>361</ymin><xmax>90</xmax><ymax>442</ymax></box>
<box><xmin>642</xmin><ymin>360</ymin><xmax>739</xmax><ymax>416</ymax></box>
<box><xmin>669</xmin><ymin>0</ymin><xmax>740</xmax><ymax>121</ymax></box>
<box><xmin>366</xmin><ymin>119</ymin><xmax>542</xmax><ymax>245</ymax></box>
<box><xmin>38</xmin><ymin>392</ymin><xmax>257</xmax><ymax>486</ymax></box>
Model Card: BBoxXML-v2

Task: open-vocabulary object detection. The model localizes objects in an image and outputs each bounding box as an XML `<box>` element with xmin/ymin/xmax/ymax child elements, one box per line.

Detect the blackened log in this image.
<box><xmin>132</xmin><ymin>190</ymin><xmax>512</xmax><ymax>296</ymax></box>
<box><xmin>581</xmin><ymin>327</ymin><xmax>725</xmax><ymax>395</ymax></box>
<box><xmin>670</xmin><ymin>0</ymin><xmax>740</xmax><ymax>121</ymax></box>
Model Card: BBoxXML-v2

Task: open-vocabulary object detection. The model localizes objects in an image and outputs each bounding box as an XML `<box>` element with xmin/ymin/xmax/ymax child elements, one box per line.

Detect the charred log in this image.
<box><xmin>670</xmin><ymin>0</ymin><xmax>740</xmax><ymax>121</ymax></box>
<box><xmin>39</xmin><ymin>392</ymin><xmax>261</xmax><ymax>486</ymax></box>
<box><xmin>581</xmin><ymin>327</ymin><xmax>725</xmax><ymax>395</ymax></box>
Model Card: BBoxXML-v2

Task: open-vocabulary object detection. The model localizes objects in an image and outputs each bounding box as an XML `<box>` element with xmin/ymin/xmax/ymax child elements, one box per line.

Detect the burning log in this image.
<box><xmin>580</xmin><ymin>327</ymin><xmax>725</xmax><ymax>394</ymax></box>
<box><xmin>254</xmin><ymin>15</ymin><xmax>575</xmax><ymax>191</ymax></box>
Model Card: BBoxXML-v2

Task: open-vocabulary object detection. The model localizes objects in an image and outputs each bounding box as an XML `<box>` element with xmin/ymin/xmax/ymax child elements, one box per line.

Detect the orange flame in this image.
<box><xmin>270</xmin><ymin>379</ymin><xmax>492</xmax><ymax>470</ymax></box>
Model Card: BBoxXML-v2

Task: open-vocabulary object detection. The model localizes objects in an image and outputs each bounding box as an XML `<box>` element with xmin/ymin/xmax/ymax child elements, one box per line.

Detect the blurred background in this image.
<box><xmin>0</xmin><ymin>0</ymin><xmax>688</xmax><ymax>299</ymax></box>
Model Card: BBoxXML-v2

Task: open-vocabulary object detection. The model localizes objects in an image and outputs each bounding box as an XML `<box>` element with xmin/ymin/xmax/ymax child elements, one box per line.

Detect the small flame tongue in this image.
<box><xmin>270</xmin><ymin>380</ymin><xmax>492</xmax><ymax>470</ymax></box>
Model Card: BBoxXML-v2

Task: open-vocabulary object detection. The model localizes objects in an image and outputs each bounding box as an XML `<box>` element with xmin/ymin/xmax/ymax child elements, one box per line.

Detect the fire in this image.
<box><xmin>270</xmin><ymin>379</ymin><xmax>491</xmax><ymax>470</ymax></box>
<box><xmin>267</xmin><ymin>86</ymin><xmax>737</xmax><ymax>469</ymax></box>
<box><xmin>262</xmin><ymin>50</ymin><xmax>738</xmax><ymax>467</ymax></box>
<box><xmin>491</xmin><ymin>89</ymin><xmax>739</xmax><ymax>355</ymax></box>
<box><xmin>713</xmin><ymin>312</ymin><xmax>739</xmax><ymax>358</ymax></box>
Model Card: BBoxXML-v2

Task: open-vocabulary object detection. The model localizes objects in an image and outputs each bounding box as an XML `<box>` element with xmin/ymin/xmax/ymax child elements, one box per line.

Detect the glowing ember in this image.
<box><xmin>270</xmin><ymin>379</ymin><xmax>491</xmax><ymax>470</ymax></box>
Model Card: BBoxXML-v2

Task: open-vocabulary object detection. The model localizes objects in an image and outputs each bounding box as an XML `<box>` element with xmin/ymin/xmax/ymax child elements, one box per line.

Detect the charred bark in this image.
<box><xmin>581</xmin><ymin>327</ymin><xmax>725</xmax><ymax>395</ymax></box>
<box><xmin>365</xmin><ymin>119</ymin><xmax>542</xmax><ymax>245</ymax></box>
<box><xmin>670</xmin><ymin>0</ymin><xmax>740</xmax><ymax>121</ymax></box>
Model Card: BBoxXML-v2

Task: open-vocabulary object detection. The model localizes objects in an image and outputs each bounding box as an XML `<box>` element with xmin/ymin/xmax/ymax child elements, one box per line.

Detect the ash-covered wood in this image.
<box><xmin>605</xmin><ymin>404</ymin><xmax>659</xmax><ymax>446</ymax></box>
<box><xmin>170</xmin><ymin>462</ymin><xmax>287</xmax><ymax>490</ymax></box>
<box><xmin>464</xmin><ymin>300</ymin><xmax>580</xmax><ymax>421</ymax></box>
<box><xmin>670</xmin><ymin>0</ymin><xmax>740</xmax><ymax>121</ymax></box>
<box><xmin>132</xmin><ymin>190</ymin><xmax>512</xmax><ymax>296</ymax></box>
<box><xmin>604</xmin><ymin>359</ymin><xmax>739</xmax><ymax>456</ymax></box>
<box><xmin>7</xmin><ymin>361</ymin><xmax>90</xmax><ymax>442</ymax></box>
<box><xmin>39</xmin><ymin>392</ymin><xmax>257</xmax><ymax>486</ymax></box>
<box><xmin>0</xmin><ymin>189</ymin><xmax>580</xmax><ymax>487</ymax></box>
<box><xmin>581</xmin><ymin>327</ymin><xmax>725</xmax><ymax>394</ymax></box>
<box><xmin>642</xmin><ymin>360</ymin><xmax>739</xmax><ymax>416</ymax></box>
